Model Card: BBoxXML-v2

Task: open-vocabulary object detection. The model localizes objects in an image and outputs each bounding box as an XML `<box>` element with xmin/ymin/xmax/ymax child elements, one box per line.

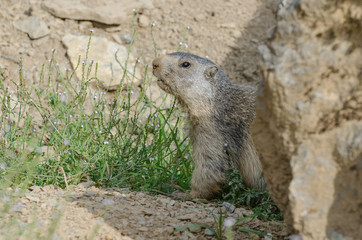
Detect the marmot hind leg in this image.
<box><xmin>190</xmin><ymin>160</ymin><xmax>228</xmax><ymax>199</ymax></box>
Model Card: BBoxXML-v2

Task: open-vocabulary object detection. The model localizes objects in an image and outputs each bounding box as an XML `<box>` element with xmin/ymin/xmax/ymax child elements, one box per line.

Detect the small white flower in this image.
<box><xmin>179</xmin><ymin>41</ymin><xmax>183</xmax><ymax>46</ymax></box>
<box><xmin>224</xmin><ymin>143</ymin><xmax>228</xmax><ymax>146</ymax></box>
<box><xmin>99</xmin><ymin>130</ymin><xmax>102</xmax><ymax>133</ymax></box>
<box><xmin>63</xmin><ymin>139</ymin><xmax>70</xmax><ymax>145</ymax></box>
<box><xmin>69</xmin><ymin>115</ymin><xmax>73</xmax><ymax>118</ymax></box>
<box><xmin>187</xmin><ymin>26</ymin><xmax>191</xmax><ymax>30</ymax></box>
<box><xmin>81</xmin><ymin>125</ymin><xmax>84</xmax><ymax>128</ymax></box>
<box><xmin>151</xmin><ymin>22</ymin><xmax>156</xmax><ymax>27</ymax></box>
<box><xmin>131</xmin><ymin>90</ymin><xmax>134</xmax><ymax>94</ymax></box>
<box><xmin>90</xmin><ymin>29</ymin><xmax>94</xmax><ymax>32</ymax></box>
<box><xmin>51</xmin><ymin>49</ymin><xmax>55</xmax><ymax>52</ymax></box>
<box><xmin>184</xmin><ymin>43</ymin><xmax>189</xmax><ymax>48</ymax></box>
<box><xmin>205</xmin><ymin>55</ymin><xmax>209</xmax><ymax>58</ymax></box>
<box><xmin>132</xmin><ymin>8</ymin><xmax>136</xmax><ymax>12</ymax></box>
<box><xmin>104</xmin><ymin>141</ymin><xmax>109</xmax><ymax>145</ymax></box>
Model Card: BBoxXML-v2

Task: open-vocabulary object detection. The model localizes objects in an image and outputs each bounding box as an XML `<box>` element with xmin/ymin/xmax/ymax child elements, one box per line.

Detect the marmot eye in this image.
<box><xmin>181</xmin><ymin>62</ymin><xmax>191</xmax><ymax>68</ymax></box>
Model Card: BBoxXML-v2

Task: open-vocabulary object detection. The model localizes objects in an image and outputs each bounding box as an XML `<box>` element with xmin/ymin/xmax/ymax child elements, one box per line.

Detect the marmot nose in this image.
<box><xmin>152</xmin><ymin>57</ymin><xmax>161</xmax><ymax>70</ymax></box>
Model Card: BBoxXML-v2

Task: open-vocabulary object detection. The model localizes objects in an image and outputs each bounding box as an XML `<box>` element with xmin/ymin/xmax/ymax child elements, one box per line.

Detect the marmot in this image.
<box><xmin>152</xmin><ymin>52</ymin><xmax>266</xmax><ymax>199</ymax></box>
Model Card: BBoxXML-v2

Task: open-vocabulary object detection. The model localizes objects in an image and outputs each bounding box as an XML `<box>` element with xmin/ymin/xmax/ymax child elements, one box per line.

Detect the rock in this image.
<box><xmin>223</xmin><ymin>217</ymin><xmax>236</xmax><ymax>228</ymax></box>
<box><xmin>61</xmin><ymin>34</ymin><xmax>141</xmax><ymax>90</ymax></box>
<box><xmin>14</xmin><ymin>16</ymin><xmax>50</xmax><ymax>40</ymax></box>
<box><xmin>77</xmin><ymin>181</ymin><xmax>95</xmax><ymax>189</ymax></box>
<box><xmin>102</xmin><ymin>198</ymin><xmax>114</xmax><ymax>206</ymax></box>
<box><xmin>256</xmin><ymin>0</ymin><xmax>362</xmax><ymax>239</ymax></box>
<box><xmin>204</xmin><ymin>228</ymin><xmax>214</xmax><ymax>236</ymax></box>
<box><xmin>177</xmin><ymin>214</ymin><xmax>194</xmax><ymax>221</ymax></box>
<box><xmin>138</xmin><ymin>15</ymin><xmax>150</xmax><ymax>28</ymax></box>
<box><xmin>222</xmin><ymin>201</ymin><xmax>235</xmax><ymax>213</ymax></box>
<box><xmin>188</xmin><ymin>225</ymin><xmax>202</xmax><ymax>233</ymax></box>
<box><xmin>42</xmin><ymin>0</ymin><xmax>153</xmax><ymax>25</ymax></box>
<box><xmin>28</xmin><ymin>186</ymin><xmax>42</xmax><ymax>192</ymax></box>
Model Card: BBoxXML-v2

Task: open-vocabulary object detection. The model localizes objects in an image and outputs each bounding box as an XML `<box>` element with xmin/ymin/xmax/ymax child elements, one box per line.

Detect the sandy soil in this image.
<box><xmin>1</xmin><ymin>183</ymin><xmax>287</xmax><ymax>239</ymax></box>
<box><xmin>0</xmin><ymin>0</ymin><xmax>285</xmax><ymax>239</ymax></box>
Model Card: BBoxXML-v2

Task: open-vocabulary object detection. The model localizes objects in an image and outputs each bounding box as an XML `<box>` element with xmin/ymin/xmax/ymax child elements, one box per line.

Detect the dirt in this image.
<box><xmin>0</xmin><ymin>0</ymin><xmax>285</xmax><ymax>239</ymax></box>
<box><xmin>2</xmin><ymin>183</ymin><xmax>287</xmax><ymax>239</ymax></box>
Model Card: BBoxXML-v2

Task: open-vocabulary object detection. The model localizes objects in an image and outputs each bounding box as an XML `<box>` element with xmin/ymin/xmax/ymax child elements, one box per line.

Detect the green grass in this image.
<box><xmin>222</xmin><ymin>169</ymin><xmax>283</xmax><ymax>221</ymax></box>
<box><xmin>0</xmin><ymin>27</ymin><xmax>192</xmax><ymax>195</ymax></box>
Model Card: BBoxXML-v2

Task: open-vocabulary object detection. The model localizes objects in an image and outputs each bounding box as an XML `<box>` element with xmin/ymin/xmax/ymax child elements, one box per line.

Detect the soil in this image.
<box><xmin>2</xmin><ymin>183</ymin><xmax>287</xmax><ymax>239</ymax></box>
<box><xmin>0</xmin><ymin>0</ymin><xmax>286</xmax><ymax>239</ymax></box>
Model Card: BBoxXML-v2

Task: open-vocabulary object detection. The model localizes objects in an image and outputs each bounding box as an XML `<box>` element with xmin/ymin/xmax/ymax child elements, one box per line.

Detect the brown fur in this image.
<box><xmin>152</xmin><ymin>52</ymin><xmax>266</xmax><ymax>199</ymax></box>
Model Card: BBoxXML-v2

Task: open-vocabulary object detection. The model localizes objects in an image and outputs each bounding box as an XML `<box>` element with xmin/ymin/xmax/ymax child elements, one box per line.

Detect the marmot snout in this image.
<box><xmin>152</xmin><ymin>52</ymin><xmax>266</xmax><ymax>199</ymax></box>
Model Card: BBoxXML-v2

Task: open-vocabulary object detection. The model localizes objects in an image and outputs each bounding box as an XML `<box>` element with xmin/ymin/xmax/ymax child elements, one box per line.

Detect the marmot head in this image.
<box><xmin>152</xmin><ymin>52</ymin><xmax>229</xmax><ymax>101</ymax></box>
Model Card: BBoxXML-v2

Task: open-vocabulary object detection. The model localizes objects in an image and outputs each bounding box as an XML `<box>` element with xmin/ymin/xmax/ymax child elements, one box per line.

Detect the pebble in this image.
<box><xmin>28</xmin><ymin>186</ymin><xmax>42</xmax><ymax>192</ymax></box>
<box><xmin>102</xmin><ymin>198</ymin><xmax>115</xmax><ymax>206</ymax></box>
<box><xmin>222</xmin><ymin>201</ymin><xmax>236</xmax><ymax>213</ymax></box>
<box><xmin>204</xmin><ymin>228</ymin><xmax>214</xmax><ymax>236</ymax></box>
<box><xmin>138</xmin><ymin>15</ymin><xmax>150</xmax><ymax>28</ymax></box>
<box><xmin>188</xmin><ymin>225</ymin><xmax>202</xmax><ymax>233</ymax></box>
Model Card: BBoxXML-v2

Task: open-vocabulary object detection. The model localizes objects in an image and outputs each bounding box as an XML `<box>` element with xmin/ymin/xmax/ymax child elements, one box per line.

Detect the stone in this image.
<box><xmin>204</xmin><ymin>228</ymin><xmax>214</xmax><ymax>236</ymax></box>
<box><xmin>14</xmin><ymin>16</ymin><xmax>50</xmax><ymax>40</ymax></box>
<box><xmin>289</xmin><ymin>121</ymin><xmax>362</xmax><ymax>239</ymax></box>
<box><xmin>256</xmin><ymin>0</ymin><xmax>362</xmax><ymax>238</ymax></box>
<box><xmin>42</xmin><ymin>0</ymin><xmax>153</xmax><ymax>25</ymax></box>
<box><xmin>138</xmin><ymin>15</ymin><xmax>150</xmax><ymax>28</ymax></box>
<box><xmin>61</xmin><ymin>34</ymin><xmax>141</xmax><ymax>90</ymax></box>
<box><xmin>222</xmin><ymin>201</ymin><xmax>236</xmax><ymax>213</ymax></box>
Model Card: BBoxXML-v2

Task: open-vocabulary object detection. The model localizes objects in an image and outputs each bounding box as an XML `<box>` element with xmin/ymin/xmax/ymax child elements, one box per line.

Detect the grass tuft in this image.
<box><xmin>0</xmin><ymin>29</ymin><xmax>192</xmax><ymax>195</ymax></box>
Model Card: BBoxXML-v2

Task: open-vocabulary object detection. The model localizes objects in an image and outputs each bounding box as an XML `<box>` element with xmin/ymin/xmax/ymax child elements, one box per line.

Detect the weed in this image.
<box><xmin>222</xmin><ymin>169</ymin><xmax>283</xmax><ymax>221</ymax></box>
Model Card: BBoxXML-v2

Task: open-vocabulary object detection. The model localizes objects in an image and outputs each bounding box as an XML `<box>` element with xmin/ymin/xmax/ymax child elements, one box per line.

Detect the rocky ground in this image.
<box><xmin>0</xmin><ymin>0</ymin><xmax>287</xmax><ymax>239</ymax></box>
<box><xmin>2</xmin><ymin>183</ymin><xmax>287</xmax><ymax>239</ymax></box>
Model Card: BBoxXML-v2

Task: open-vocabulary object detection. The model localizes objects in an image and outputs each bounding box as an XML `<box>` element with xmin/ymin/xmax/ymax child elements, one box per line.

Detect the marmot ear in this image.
<box><xmin>204</xmin><ymin>66</ymin><xmax>218</xmax><ymax>80</ymax></box>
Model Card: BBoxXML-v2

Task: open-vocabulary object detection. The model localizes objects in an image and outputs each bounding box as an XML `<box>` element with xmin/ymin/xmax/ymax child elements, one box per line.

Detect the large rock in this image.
<box><xmin>62</xmin><ymin>34</ymin><xmax>141</xmax><ymax>90</ymax></box>
<box><xmin>255</xmin><ymin>0</ymin><xmax>362</xmax><ymax>239</ymax></box>
<box><xmin>42</xmin><ymin>0</ymin><xmax>153</xmax><ymax>25</ymax></box>
<box><xmin>13</xmin><ymin>16</ymin><xmax>50</xmax><ymax>40</ymax></box>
